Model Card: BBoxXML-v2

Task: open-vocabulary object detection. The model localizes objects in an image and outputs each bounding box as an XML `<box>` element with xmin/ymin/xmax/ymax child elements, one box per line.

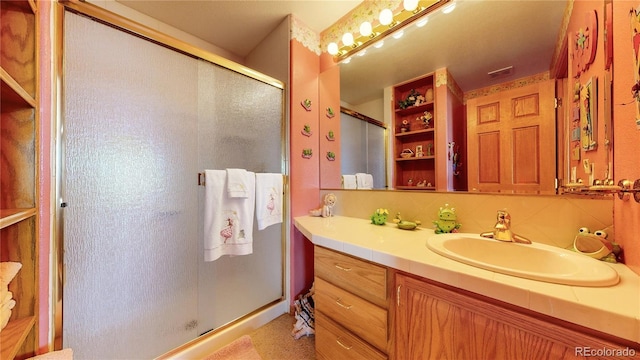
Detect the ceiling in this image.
<box><xmin>115</xmin><ymin>0</ymin><xmax>567</xmax><ymax>106</ymax></box>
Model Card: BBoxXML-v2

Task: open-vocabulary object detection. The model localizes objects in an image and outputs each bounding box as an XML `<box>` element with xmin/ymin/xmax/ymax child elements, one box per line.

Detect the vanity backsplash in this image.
<box><xmin>320</xmin><ymin>190</ymin><xmax>613</xmax><ymax>250</ymax></box>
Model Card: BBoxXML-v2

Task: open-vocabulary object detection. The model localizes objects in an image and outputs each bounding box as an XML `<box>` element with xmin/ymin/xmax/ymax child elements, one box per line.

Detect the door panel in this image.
<box><xmin>467</xmin><ymin>80</ymin><xmax>556</xmax><ymax>193</ymax></box>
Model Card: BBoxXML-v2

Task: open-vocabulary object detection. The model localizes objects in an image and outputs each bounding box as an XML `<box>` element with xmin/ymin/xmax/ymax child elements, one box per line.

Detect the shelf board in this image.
<box><xmin>0</xmin><ymin>316</ymin><xmax>36</xmax><ymax>360</ymax></box>
<box><xmin>396</xmin><ymin>186</ymin><xmax>436</xmax><ymax>190</ymax></box>
<box><xmin>0</xmin><ymin>68</ymin><xmax>37</xmax><ymax>109</ymax></box>
<box><xmin>394</xmin><ymin>102</ymin><xmax>433</xmax><ymax>116</ymax></box>
<box><xmin>0</xmin><ymin>208</ymin><xmax>37</xmax><ymax>229</ymax></box>
<box><xmin>395</xmin><ymin>155</ymin><xmax>435</xmax><ymax>161</ymax></box>
<box><xmin>395</xmin><ymin>128</ymin><xmax>435</xmax><ymax>137</ymax></box>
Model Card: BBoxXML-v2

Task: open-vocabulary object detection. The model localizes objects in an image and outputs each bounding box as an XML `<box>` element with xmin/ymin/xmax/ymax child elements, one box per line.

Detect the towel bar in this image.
<box><xmin>198</xmin><ymin>172</ymin><xmax>287</xmax><ymax>189</ymax></box>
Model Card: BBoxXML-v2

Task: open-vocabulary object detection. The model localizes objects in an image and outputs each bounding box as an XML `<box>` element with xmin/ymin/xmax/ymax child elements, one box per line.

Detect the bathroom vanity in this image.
<box><xmin>295</xmin><ymin>215</ymin><xmax>640</xmax><ymax>360</ymax></box>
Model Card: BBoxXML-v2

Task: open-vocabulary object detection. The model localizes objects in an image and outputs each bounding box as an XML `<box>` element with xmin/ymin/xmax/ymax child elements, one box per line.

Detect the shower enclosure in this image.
<box><xmin>58</xmin><ymin>8</ymin><xmax>285</xmax><ymax>358</ymax></box>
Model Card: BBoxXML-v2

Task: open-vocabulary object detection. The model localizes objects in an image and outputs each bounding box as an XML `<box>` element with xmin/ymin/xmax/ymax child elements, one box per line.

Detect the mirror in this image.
<box><xmin>328</xmin><ymin>0</ymin><xmax>577</xmax><ymax>192</ymax></box>
<box><xmin>339</xmin><ymin>107</ymin><xmax>388</xmax><ymax>189</ymax></box>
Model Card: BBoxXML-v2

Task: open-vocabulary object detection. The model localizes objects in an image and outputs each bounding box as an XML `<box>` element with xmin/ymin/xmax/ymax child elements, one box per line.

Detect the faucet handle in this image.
<box><xmin>496</xmin><ymin>209</ymin><xmax>511</xmax><ymax>229</ymax></box>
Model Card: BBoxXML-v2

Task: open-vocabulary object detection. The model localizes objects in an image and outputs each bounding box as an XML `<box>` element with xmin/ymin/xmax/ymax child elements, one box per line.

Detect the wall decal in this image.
<box><xmin>301</xmin><ymin>124</ymin><xmax>312</xmax><ymax>137</ymax></box>
<box><xmin>302</xmin><ymin>149</ymin><xmax>313</xmax><ymax>159</ymax></box>
<box><xmin>301</xmin><ymin>98</ymin><xmax>312</xmax><ymax>111</ymax></box>
<box><xmin>326</xmin><ymin>130</ymin><xmax>335</xmax><ymax>141</ymax></box>
<box><xmin>326</xmin><ymin>107</ymin><xmax>335</xmax><ymax>118</ymax></box>
<box><xmin>580</xmin><ymin>77</ymin><xmax>597</xmax><ymax>151</ymax></box>
<box><xmin>326</xmin><ymin>151</ymin><xmax>336</xmax><ymax>161</ymax></box>
<box><xmin>573</xmin><ymin>10</ymin><xmax>598</xmax><ymax>77</ymax></box>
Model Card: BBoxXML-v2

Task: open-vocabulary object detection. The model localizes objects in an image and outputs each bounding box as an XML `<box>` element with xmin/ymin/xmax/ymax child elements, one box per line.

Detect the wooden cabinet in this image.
<box><xmin>1</xmin><ymin>0</ymin><xmax>39</xmax><ymax>359</ymax></box>
<box><xmin>395</xmin><ymin>272</ymin><xmax>639</xmax><ymax>360</ymax></box>
<box><xmin>392</xmin><ymin>73</ymin><xmax>437</xmax><ymax>190</ymax></box>
<box><xmin>314</xmin><ymin>246</ymin><xmax>391</xmax><ymax>360</ymax></box>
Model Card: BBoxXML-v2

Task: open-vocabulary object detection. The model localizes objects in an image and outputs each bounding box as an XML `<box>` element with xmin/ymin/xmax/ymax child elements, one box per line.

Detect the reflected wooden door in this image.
<box><xmin>467</xmin><ymin>80</ymin><xmax>556</xmax><ymax>193</ymax></box>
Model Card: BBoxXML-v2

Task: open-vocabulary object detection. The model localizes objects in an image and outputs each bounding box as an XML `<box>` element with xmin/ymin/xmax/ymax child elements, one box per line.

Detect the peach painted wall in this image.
<box><xmin>318</xmin><ymin>61</ymin><xmax>341</xmax><ymax>189</ymax></box>
<box><xmin>613</xmin><ymin>1</ymin><xmax>640</xmax><ymax>275</ymax></box>
<box><xmin>289</xmin><ymin>38</ymin><xmax>320</xmax><ymax>300</ymax></box>
<box><xmin>38</xmin><ymin>0</ymin><xmax>52</xmax><ymax>352</ymax></box>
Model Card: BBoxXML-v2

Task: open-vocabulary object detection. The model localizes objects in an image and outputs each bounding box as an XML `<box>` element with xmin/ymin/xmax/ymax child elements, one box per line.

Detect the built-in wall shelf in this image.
<box><xmin>393</xmin><ymin>73</ymin><xmax>437</xmax><ymax>189</ymax></box>
<box><xmin>394</xmin><ymin>102</ymin><xmax>433</xmax><ymax>116</ymax></box>
<box><xmin>0</xmin><ymin>316</ymin><xmax>36</xmax><ymax>360</ymax></box>
<box><xmin>396</xmin><ymin>186</ymin><xmax>436</xmax><ymax>191</ymax></box>
<box><xmin>1</xmin><ymin>0</ymin><xmax>39</xmax><ymax>357</ymax></box>
<box><xmin>0</xmin><ymin>209</ymin><xmax>37</xmax><ymax>229</ymax></box>
<box><xmin>395</xmin><ymin>155</ymin><xmax>435</xmax><ymax>162</ymax></box>
<box><xmin>1</xmin><ymin>69</ymin><xmax>37</xmax><ymax>109</ymax></box>
<box><xmin>395</xmin><ymin>128</ymin><xmax>435</xmax><ymax>138</ymax></box>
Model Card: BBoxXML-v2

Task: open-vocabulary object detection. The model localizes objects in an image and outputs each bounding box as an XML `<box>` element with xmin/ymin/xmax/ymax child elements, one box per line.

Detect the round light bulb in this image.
<box><xmin>403</xmin><ymin>0</ymin><xmax>419</xmax><ymax>11</ymax></box>
<box><xmin>342</xmin><ymin>32</ymin><xmax>354</xmax><ymax>47</ymax></box>
<box><xmin>327</xmin><ymin>42</ymin><xmax>339</xmax><ymax>55</ymax></box>
<box><xmin>360</xmin><ymin>21</ymin><xmax>373</xmax><ymax>37</ymax></box>
<box><xmin>379</xmin><ymin>8</ymin><xmax>393</xmax><ymax>26</ymax></box>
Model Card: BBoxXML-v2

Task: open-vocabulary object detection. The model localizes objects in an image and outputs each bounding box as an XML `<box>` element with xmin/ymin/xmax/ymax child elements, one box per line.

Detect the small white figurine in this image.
<box><xmin>310</xmin><ymin>193</ymin><xmax>337</xmax><ymax>217</ymax></box>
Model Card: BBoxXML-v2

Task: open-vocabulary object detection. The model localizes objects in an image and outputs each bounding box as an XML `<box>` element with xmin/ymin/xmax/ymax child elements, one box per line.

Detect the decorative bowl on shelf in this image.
<box><xmin>400</xmin><ymin>149</ymin><xmax>414</xmax><ymax>158</ymax></box>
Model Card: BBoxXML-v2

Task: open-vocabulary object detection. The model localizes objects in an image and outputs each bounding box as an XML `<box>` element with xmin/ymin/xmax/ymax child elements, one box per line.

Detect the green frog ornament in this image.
<box><xmin>433</xmin><ymin>204</ymin><xmax>461</xmax><ymax>234</ymax></box>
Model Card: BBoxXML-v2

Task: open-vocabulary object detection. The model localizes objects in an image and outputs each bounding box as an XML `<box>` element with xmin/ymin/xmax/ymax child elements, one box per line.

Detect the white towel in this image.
<box><xmin>226</xmin><ymin>168</ymin><xmax>250</xmax><ymax>198</ymax></box>
<box><xmin>0</xmin><ymin>298</ymin><xmax>15</xmax><ymax>311</ymax></box>
<box><xmin>204</xmin><ymin>170</ymin><xmax>256</xmax><ymax>262</ymax></box>
<box><xmin>255</xmin><ymin>173</ymin><xmax>283</xmax><ymax>230</ymax></box>
<box><xmin>0</xmin><ymin>262</ymin><xmax>22</xmax><ymax>287</ymax></box>
<box><xmin>0</xmin><ymin>291</ymin><xmax>12</xmax><ymax>305</ymax></box>
<box><xmin>355</xmin><ymin>173</ymin><xmax>373</xmax><ymax>189</ymax></box>
<box><xmin>342</xmin><ymin>175</ymin><xmax>357</xmax><ymax>189</ymax></box>
<box><xmin>1</xmin><ymin>308</ymin><xmax>11</xmax><ymax>331</ymax></box>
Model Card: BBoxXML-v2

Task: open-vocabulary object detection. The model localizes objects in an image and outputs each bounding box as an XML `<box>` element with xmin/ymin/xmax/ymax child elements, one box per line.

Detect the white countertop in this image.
<box><xmin>294</xmin><ymin>215</ymin><xmax>640</xmax><ymax>344</ymax></box>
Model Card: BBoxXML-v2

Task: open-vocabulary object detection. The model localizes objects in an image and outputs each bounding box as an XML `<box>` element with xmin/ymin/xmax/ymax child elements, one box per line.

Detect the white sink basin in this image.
<box><xmin>426</xmin><ymin>233</ymin><xmax>619</xmax><ymax>287</ymax></box>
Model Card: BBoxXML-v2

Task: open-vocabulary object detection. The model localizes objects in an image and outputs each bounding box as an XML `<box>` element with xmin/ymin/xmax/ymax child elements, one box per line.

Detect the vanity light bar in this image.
<box><xmin>331</xmin><ymin>0</ymin><xmax>451</xmax><ymax>62</ymax></box>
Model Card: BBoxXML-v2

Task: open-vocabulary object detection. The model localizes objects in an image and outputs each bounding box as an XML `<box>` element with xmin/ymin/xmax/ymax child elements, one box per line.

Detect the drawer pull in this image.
<box><xmin>334</xmin><ymin>263</ymin><xmax>352</xmax><ymax>272</ymax></box>
<box><xmin>336</xmin><ymin>337</ymin><xmax>353</xmax><ymax>350</ymax></box>
<box><xmin>335</xmin><ymin>298</ymin><xmax>353</xmax><ymax>310</ymax></box>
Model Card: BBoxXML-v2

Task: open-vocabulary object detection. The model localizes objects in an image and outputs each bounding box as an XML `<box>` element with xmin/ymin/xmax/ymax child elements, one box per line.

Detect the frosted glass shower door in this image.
<box><xmin>195</xmin><ymin>61</ymin><xmax>284</xmax><ymax>334</ymax></box>
<box><xmin>62</xmin><ymin>13</ymin><xmax>199</xmax><ymax>358</ymax></box>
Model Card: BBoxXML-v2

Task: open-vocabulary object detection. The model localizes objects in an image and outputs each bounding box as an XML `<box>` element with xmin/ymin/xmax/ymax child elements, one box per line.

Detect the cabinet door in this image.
<box><xmin>395</xmin><ymin>274</ymin><xmax>601</xmax><ymax>360</ymax></box>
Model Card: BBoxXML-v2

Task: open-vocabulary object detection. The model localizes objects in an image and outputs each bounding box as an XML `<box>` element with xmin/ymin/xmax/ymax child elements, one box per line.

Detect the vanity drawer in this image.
<box><xmin>314</xmin><ymin>245</ymin><xmax>387</xmax><ymax>306</ymax></box>
<box><xmin>315</xmin><ymin>277</ymin><xmax>388</xmax><ymax>352</ymax></box>
<box><xmin>316</xmin><ymin>312</ymin><xmax>387</xmax><ymax>360</ymax></box>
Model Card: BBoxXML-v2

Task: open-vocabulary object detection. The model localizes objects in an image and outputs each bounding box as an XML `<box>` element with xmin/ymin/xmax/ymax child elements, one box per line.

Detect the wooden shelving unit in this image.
<box><xmin>392</xmin><ymin>73</ymin><xmax>437</xmax><ymax>189</ymax></box>
<box><xmin>1</xmin><ymin>0</ymin><xmax>40</xmax><ymax>358</ymax></box>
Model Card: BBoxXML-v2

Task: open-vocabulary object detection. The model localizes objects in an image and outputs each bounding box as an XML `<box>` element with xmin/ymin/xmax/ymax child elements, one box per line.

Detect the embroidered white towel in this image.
<box><xmin>355</xmin><ymin>173</ymin><xmax>374</xmax><ymax>189</ymax></box>
<box><xmin>226</xmin><ymin>168</ymin><xmax>250</xmax><ymax>198</ymax></box>
<box><xmin>341</xmin><ymin>175</ymin><xmax>357</xmax><ymax>189</ymax></box>
<box><xmin>255</xmin><ymin>173</ymin><xmax>283</xmax><ymax>230</ymax></box>
<box><xmin>204</xmin><ymin>170</ymin><xmax>255</xmax><ymax>262</ymax></box>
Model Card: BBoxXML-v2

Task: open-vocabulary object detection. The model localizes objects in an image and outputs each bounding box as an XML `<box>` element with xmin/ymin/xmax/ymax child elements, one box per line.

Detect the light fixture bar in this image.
<box><xmin>332</xmin><ymin>0</ymin><xmax>451</xmax><ymax>61</ymax></box>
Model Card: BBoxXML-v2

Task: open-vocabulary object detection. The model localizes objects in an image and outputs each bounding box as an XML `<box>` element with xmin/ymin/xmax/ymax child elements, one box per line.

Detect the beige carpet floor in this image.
<box><xmin>249</xmin><ymin>314</ymin><xmax>315</xmax><ymax>360</ymax></box>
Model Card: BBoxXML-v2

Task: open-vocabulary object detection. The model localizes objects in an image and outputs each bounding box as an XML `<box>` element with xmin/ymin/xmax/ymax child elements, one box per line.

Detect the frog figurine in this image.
<box><xmin>370</xmin><ymin>208</ymin><xmax>389</xmax><ymax>225</ymax></box>
<box><xmin>433</xmin><ymin>204</ymin><xmax>461</xmax><ymax>234</ymax></box>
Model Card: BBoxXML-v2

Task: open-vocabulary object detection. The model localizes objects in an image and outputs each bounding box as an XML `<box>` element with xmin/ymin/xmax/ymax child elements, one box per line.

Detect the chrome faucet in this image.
<box><xmin>480</xmin><ymin>209</ymin><xmax>532</xmax><ymax>244</ymax></box>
